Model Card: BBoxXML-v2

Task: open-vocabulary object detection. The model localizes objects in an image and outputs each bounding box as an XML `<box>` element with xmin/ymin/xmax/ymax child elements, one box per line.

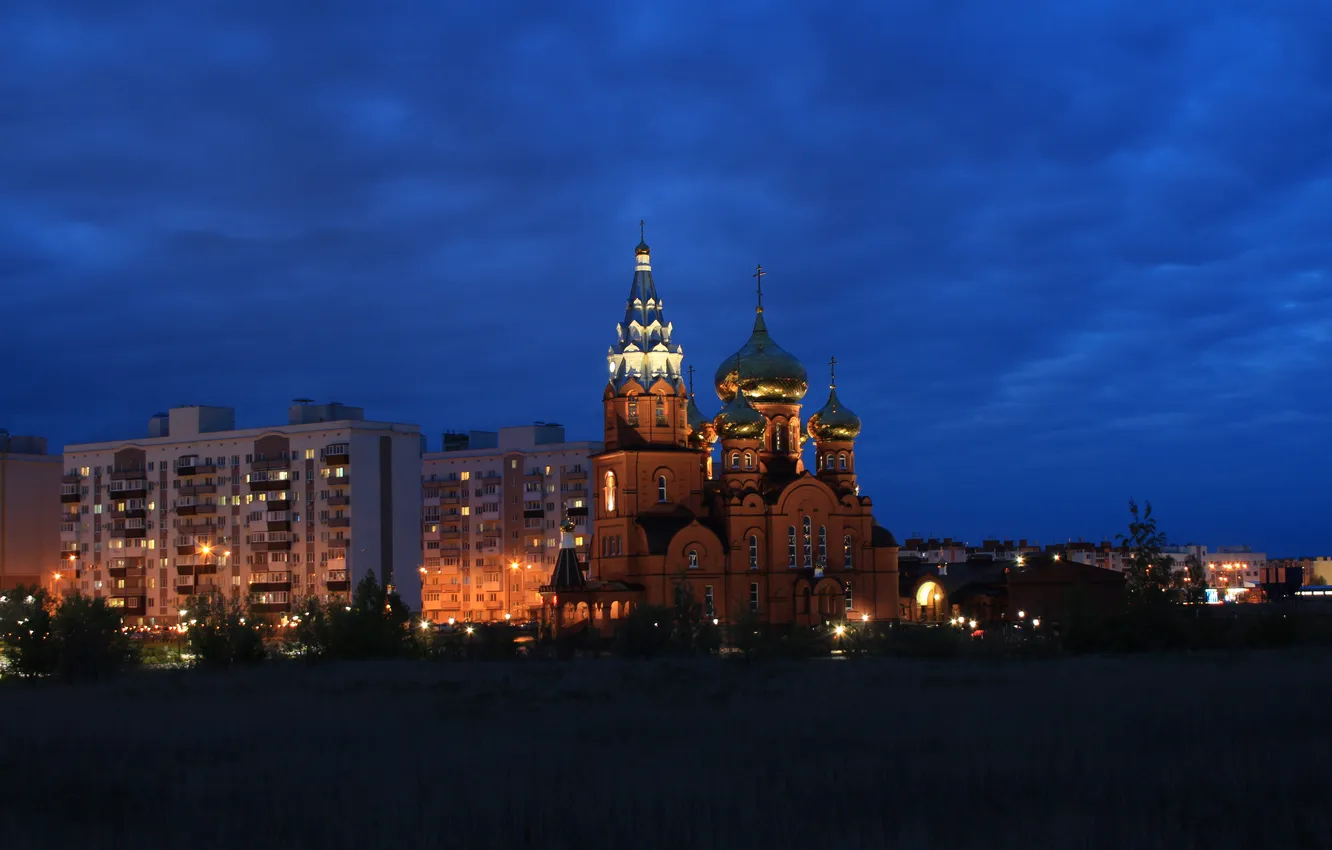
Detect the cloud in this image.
<box><xmin>1</xmin><ymin>0</ymin><xmax>1329</xmax><ymax>553</ymax></box>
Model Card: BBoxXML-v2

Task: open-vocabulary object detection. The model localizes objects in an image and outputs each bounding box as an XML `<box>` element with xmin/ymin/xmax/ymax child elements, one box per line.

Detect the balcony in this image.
<box><xmin>327</xmin><ymin>517</ymin><xmax>350</xmax><ymax>528</ymax></box>
<box><xmin>248</xmin><ymin>477</ymin><xmax>291</xmax><ymax>492</ymax></box>
<box><xmin>327</xmin><ymin>495</ymin><xmax>349</xmax><ymax>507</ymax></box>
<box><xmin>195</xmin><ymin>504</ymin><xmax>217</xmax><ymax>515</ymax></box>
<box><xmin>60</xmin><ymin>488</ymin><xmax>82</xmax><ymax>503</ymax></box>
<box><xmin>179</xmin><ymin>484</ymin><xmax>216</xmax><ymax>497</ymax></box>
<box><xmin>325</xmin><ymin>475</ymin><xmax>350</xmax><ymax>489</ymax></box>
<box><xmin>61</xmin><ymin>473</ymin><xmax>82</xmax><ymax>485</ymax></box>
<box><xmin>109</xmin><ymin>480</ymin><xmax>148</xmax><ymax>498</ymax></box>
<box><xmin>260</xmin><ymin>540</ymin><xmax>292</xmax><ymax>552</ymax></box>
<box><xmin>252</xmin><ymin>458</ymin><xmax>291</xmax><ymax>472</ymax></box>
<box><xmin>321</xmin><ymin>445</ymin><xmax>350</xmax><ymax>465</ymax></box>
<box><xmin>60</xmin><ymin>546</ymin><xmax>81</xmax><ymax>561</ymax></box>
<box><xmin>175</xmin><ymin>461</ymin><xmax>217</xmax><ymax>477</ymax></box>
<box><xmin>326</xmin><ymin>538</ymin><xmax>350</xmax><ymax>550</ymax></box>
<box><xmin>565</xmin><ymin>468</ymin><xmax>588</xmax><ymax>480</ymax></box>
<box><xmin>60</xmin><ymin>522</ymin><xmax>78</xmax><ymax>533</ymax></box>
<box><xmin>109</xmin><ymin>527</ymin><xmax>147</xmax><ymax>540</ymax></box>
<box><xmin>325</xmin><ymin>581</ymin><xmax>350</xmax><ymax>593</ymax></box>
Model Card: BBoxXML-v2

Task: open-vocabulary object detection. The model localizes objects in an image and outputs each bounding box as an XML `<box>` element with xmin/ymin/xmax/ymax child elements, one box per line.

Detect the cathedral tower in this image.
<box><xmin>808</xmin><ymin>356</ymin><xmax>862</xmax><ymax>495</ymax></box>
<box><xmin>713</xmin><ymin>265</ymin><xmax>809</xmax><ymax>482</ymax></box>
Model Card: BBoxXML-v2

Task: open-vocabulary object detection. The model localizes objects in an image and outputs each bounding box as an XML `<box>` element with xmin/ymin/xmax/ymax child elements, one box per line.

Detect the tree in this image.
<box><xmin>1179</xmin><ymin>554</ymin><xmax>1208</xmax><ymax>605</ymax></box>
<box><xmin>1118</xmin><ymin>499</ymin><xmax>1177</xmax><ymax>605</ymax></box>
<box><xmin>51</xmin><ymin>593</ymin><xmax>138</xmax><ymax>679</ymax></box>
<box><xmin>0</xmin><ymin>586</ymin><xmax>56</xmax><ymax>677</ymax></box>
<box><xmin>320</xmin><ymin>571</ymin><xmax>411</xmax><ymax>659</ymax></box>
<box><xmin>185</xmin><ymin>595</ymin><xmax>268</xmax><ymax>669</ymax></box>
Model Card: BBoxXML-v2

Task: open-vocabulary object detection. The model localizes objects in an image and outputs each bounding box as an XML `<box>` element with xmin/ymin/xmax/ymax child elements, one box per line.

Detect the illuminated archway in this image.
<box><xmin>915</xmin><ymin>580</ymin><xmax>946</xmax><ymax>622</ymax></box>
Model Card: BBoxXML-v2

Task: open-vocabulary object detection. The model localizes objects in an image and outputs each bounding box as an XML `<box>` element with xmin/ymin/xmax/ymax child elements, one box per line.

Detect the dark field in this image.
<box><xmin>3</xmin><ymin>653</ymin><xmax>1329</xmax><ymax>849</ymax></box>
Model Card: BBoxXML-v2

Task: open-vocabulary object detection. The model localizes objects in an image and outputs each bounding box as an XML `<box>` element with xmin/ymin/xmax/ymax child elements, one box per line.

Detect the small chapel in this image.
<box><xmin>540</xmin><ymin>230</ymin><xmax>901</xmax><ymax>631</ymax></box>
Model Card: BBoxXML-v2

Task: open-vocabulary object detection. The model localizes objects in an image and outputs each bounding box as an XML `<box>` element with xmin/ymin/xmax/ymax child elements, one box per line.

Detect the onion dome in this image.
<box><xmin>560</xmin><ymin>513</ymin><xmax>576</xmax><ymax>533</ymax></box>
<box><xmin>714</xmin><ymin>381</ymin><xmax>767</xmax><ymax>440</ymax></box>
<box><xmin>808</xmin><ymin>357</ymin><xmax>861</xmax><ymax>441</ymax></box>
<box><xmin>714</xmin><ymin>265</ymin><xmax>808</xmax><ymax>404</ymax></box>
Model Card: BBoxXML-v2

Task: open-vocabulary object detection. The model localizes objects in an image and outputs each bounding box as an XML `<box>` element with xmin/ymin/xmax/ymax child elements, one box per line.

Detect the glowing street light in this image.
<box><xmin>419</xmin><ymin>620</ymin><xmax>431</xmax><ymax>631</ymax></box>
<box><xmin>1018</xmin><ymin>610</ymin><xmax>1026</xmax><ymax>619</ymax></box>
<box><xmin>448</xmin><ymin>617</ymin><xmax>456</xmax><ymax>626</ymax></box>
<box><xmin>969</xmin><ymin>619</ymin><xmax>978</xmax><ymax>629</ymax></box>
<box><xmin>861</xmin><ymin>613</ymin><xmax>870</xmax><ymax>622</ymax></box>
<box><xmin>504</xmin><ymin>613</ymin><xmax>512</xmax><ymax>621</ymax></box>
<box><xmin>1032</xmin><ymin>618</ymin><xmax>1041</xmax><ymax>628</ymax></box>
<box><xmin>1015</xmin><ymin>555</ymin><xmax>1026</xmax><ymax>567</ymax></box>
<box><xmin>834</xmin><ymin>625</ymin><xmax>846</xmax><ymax>637</ymax></box>
<box><xmin>465</xmin><ymin>626</ymin><xmax>475</xmax><ymax>635</ymax></box>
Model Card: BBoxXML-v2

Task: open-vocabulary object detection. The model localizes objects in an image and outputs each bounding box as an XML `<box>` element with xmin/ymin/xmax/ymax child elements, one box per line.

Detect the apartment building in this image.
<box><xmin>0</xmin><ymin>433</ymin><xmax>62</xmax><ymax>592</ymax></box>
<box><xmin>420</xmin><ymin>423</ymin><xmax>601</xmax><ymax>624</ymax></box>
<box><xmin>61</xmin><ymin>402</ymin><xmax>421</xmax><ymax>625</ymax></box>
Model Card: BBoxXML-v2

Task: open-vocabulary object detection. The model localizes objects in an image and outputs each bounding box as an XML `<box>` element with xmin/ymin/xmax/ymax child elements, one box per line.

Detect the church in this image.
<box><xmin>541</xmin><ymin>231</ymin><xmax>901</xmax><ymax>629</ymax></box>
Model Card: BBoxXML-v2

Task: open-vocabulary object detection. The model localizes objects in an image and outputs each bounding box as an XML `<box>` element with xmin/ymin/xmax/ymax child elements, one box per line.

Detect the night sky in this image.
<box><xmin>3</xmin><ymin>2</ymin><xmax>1329</xmax><ymax>555</ymax></box>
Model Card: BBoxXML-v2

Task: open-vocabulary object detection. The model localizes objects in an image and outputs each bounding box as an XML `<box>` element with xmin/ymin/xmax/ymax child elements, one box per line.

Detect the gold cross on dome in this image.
<box><xmin>753</xmin><ymin>264</ymin><xmax>765</xmax><ymax>310</ymax></box>
<box><xmin>829</xmin><ymin>356</ymin><xmax>837</xmax><ymax>388</ymax></box>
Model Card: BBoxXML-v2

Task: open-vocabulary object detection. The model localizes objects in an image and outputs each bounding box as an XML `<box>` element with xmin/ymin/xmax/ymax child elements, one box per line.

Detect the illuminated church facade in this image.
<box><xmin>549</xmin><ymin>232</ymin><xmax>901</xmax><ymax>626</ymax></box>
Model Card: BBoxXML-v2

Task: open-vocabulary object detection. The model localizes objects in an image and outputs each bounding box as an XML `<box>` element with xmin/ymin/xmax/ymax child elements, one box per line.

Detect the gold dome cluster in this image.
<box><xmin>807</xmin><ymin>386</ymin><xmax>861</xmax><ymax>441</ymax></box>
<box><xmin>713</xmin><ymin>312</ymin><xmax>808</xmax><ymax>405</ymax></box>
<box><xmin>713</xmin><ymin>390</ymin><xmax>767</xmax><ymax>440</ymax></box>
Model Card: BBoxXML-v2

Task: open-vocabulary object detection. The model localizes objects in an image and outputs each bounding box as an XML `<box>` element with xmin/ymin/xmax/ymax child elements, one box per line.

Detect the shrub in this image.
<box><xmin>0</xmin><ymin>586</ymin><xmax>56</xmax><ymax>677</ymax></box>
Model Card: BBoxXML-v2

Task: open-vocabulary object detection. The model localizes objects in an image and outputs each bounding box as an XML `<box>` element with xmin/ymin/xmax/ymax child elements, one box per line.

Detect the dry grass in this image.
<box><xmin>2</xmin><ymin>652</ymin><xmax>1330</xmax><ymax>849</ymax></box>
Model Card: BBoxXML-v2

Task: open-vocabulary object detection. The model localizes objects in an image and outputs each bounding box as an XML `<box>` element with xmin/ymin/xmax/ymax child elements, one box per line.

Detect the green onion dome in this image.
<box><xmin>808</xmin><ymin>386</ymin><xmax>861</xmax><ymax>442</ymax></box>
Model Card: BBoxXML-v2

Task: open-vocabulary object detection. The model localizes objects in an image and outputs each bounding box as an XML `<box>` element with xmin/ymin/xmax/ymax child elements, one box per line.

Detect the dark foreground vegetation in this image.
<box><xmin>1</xmin><ymin>652</ymin><xmax>1330</xmax><ymax>850</ymax></box>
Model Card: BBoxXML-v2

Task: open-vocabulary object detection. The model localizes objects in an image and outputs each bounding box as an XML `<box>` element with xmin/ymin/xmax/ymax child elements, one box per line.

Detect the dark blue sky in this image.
<box><xmin>3</xmin><ymin>2</ymin><xmax>1329</xmax><ymax>555</ymax></box>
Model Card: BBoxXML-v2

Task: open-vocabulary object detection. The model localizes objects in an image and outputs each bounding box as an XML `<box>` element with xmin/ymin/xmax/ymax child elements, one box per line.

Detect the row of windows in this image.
<box><xmin>67</xmin><ymin>447</ymin><xmax>347</xmax><ymax>479</ymax></box>
<box><xmin>679</xmin><ymin>525</ymin><xmax>856</xmax><ymax>571</ymax></box>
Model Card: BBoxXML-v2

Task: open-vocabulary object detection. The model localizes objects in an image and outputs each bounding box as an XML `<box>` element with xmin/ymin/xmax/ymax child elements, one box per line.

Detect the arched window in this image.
<box><xmin>844</xmin><ymin>533</ymin><xmax>853</xmax><ymax>568</ymax></box>
<box><xmin>603</xmin><ymin>470</ymin><xmax>617</xmax><ymax>513</ymax></box>
<box><xmin>731</xmin><ymin>451</ymin><xmax>740</xmax><ymax>469</ymax></box>
<box><xmin>655</xmin><ymin>395</ymin><xmax>667</xmax><ymax>425</ymax></box>
<box><xmin>687</xmin><ymin>549</ymin><xmax>699</xmax><ymax>569</ymax></box>
<box><xmin>845</xmin><ymin>582</ymin><xmax>853</xmax><ymax>611</ymax></box>
<box><xmin>773</xmin><ymin>425</ymin><xmax>785</xmax><ymax>453</ymax></box>
<box><xmin>743</xmin><ymin>451</ymin><xmax>753</xmax><ymax>469</ymax></box>
<box><xmin>749</xmin><ymin>535</ymin><xmax>759</xmax><ymax>569</ymax></box>
<box><xmin>787</xmin><ymin>526</ymin><xmax>797</xmax><ymax>567</ymax></box>
<box><xmin>802</xmin><ymin>516</ymin><xmax>812</xmax><ymax>566</ymax></box>
<box><xmin>838</xmin><ymin>454</ymin><xmax>848</xmax><ymax>471</ymax></box>
<box><xmin>818</xmin><ymin>526</ymin><xmax>827</xmax><ymax>563</ymax></box>
<box><xmin>657</xmin><ymin>475</ymin><xmax>667</xmax><ymax>503</ymax></box>
<box><xmin>825</xmin><ymin>454</ymin><xmax>835</xmax><ymax>471</ymax></box>
<box><xmin>627</xmin><ymin>397</ymin><xmax>638</xmax><ymax>425</ymax></box>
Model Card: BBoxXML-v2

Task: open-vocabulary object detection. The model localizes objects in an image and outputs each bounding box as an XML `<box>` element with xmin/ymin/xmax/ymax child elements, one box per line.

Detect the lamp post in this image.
<box><xmin>177</xmin><ymin>608</ymin><xmax>188</xmax><ymax>662</ymax></box>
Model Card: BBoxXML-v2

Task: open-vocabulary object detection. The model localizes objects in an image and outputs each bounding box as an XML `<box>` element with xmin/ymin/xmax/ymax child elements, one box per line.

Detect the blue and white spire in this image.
<box><xmin>607</xmin><ymin>222</ymin><xmax>684</xmax><ymax>389</ymax></box>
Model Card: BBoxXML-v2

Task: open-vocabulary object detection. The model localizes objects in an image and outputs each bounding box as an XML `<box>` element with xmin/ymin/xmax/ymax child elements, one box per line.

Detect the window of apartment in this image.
<box><xmin>749</xmin><ymin>582</ymin><xmax>759</xmax><ymax>613</ymax></box>
<box><xmin>305</xmin><ymin>449</ymin><xmax>314</xmax><ymax>460</ymax></box>
<box><xmin>460</xmin><ymin>472</ymin><xmax>470</xmax><ymax>481</ymax></box>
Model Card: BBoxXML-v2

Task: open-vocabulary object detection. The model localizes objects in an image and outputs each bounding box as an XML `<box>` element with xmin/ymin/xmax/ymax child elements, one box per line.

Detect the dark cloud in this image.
<box><xmin>2</xmin><ymin>0</ymin><xmax>1329</xmax><ymax>553</ymax></box>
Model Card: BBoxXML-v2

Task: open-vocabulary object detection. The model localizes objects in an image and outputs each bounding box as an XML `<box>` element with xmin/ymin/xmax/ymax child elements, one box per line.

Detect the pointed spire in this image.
<box><xmin>609</xmin><ymin>223</ymin><xmax>683</xmax><ymax>390</ymax></box>
<box><xmin>636</xmin><ymin>219</ymin><xmax>650</xmax><ymax>256</ymax></box>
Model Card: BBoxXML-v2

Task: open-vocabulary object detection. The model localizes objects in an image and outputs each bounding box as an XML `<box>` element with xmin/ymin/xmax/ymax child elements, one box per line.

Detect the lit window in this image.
<box><xmin>743</xmin><ymin>451</ymin><xmax>753</xmax><ymax>469</ymax></box>
<box><xmin>774</xmin><ymin>426</ymin><xmax>785</xmax><ymax>453</ymax></box>
<box><xmin>575</xmin><ymin>536</ymin><xmax>584</xmax><ymax>546</ymax></box>
<box><xmin>604</xmin><ymin>470</ymin><xmax>617</xmax><ymax>513</ymax></box>
<box><xmin>803</xmin><ymin>516</ymin><xmax>812</xmax><ymax>566</ymax></box>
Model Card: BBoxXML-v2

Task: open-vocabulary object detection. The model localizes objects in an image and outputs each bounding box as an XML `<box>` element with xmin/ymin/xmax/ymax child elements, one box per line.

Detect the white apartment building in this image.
<box><xmin>420</xmin><ymin>423</ymin><xmax>601</xmax><ymax>624</ymax></box>
<box><xmin>61</xmin><ymin>402</ymin><xmax>421</xmax><ymax>625</ymax></box>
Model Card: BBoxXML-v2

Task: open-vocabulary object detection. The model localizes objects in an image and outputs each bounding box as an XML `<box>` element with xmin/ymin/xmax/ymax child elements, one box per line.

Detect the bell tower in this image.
<box><xmin>592</xmin><ymin>226</ymin><xmax>707</xmax><ymax>584</ymax></box>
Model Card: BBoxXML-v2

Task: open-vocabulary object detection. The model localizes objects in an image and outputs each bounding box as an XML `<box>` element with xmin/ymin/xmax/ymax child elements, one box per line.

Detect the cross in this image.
<box><xmin>753</xmin><ymin>264</ymin><xmax>765</xmax><ymax>310</ymax></box>
<box><xmin>687</xmin><ymin>364</ymin><xmax>696</xmax><ymax>396</ymax></box>
<box><xmin>829</xmin><ymin>356</ymin><xmax>838</xmax><ymax>388</ymax></box>
<box><xmin>640</xmin><ymin>219</ymin><xmax>645</xmax><ymax>241</ymax></box>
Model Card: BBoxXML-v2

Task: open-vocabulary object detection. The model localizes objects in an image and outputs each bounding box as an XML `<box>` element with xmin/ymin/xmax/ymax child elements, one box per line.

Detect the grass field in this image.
<box><xmin>2</xmin><ymin>652</ymin><xmax>1329</xmax><ymax>849</ymax></box>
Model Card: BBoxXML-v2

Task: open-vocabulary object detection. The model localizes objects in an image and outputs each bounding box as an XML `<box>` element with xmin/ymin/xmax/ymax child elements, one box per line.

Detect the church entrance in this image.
<box><xmin>914</xmin><ymin>580</ymin><xmax>947</xmax><ymax>622</ymax></box>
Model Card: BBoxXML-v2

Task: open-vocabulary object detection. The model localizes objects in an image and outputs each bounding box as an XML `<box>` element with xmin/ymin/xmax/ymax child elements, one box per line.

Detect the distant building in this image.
<box><xmin>419</xmin><ymin>424</ymin><xmax>601</xmax><ymax>625</ymax></box>
<box><xmin>0</xmin><ymin>433</ymin><xmax>62</xmax><ymax>592</ymax></box>
<box><xmin>61</xmin><ymin>402</ymin><xmax>421</xmax><ymax>625</ymax></box>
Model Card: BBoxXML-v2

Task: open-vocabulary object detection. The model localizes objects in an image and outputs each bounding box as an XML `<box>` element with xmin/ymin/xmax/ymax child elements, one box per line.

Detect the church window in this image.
<box><xmin>845</xmin><ymin>582</ymin><xmax>853</xmax><ymax>611</ymax></box>
<box><xmin>803</xmin><ymin>516</ymin><xmax>812</xmax><ymax>566</ymax></box>
<box><xmin>687</xmin><ymin>549</ymin><xmax>699</xmax><ymax>569</ymax></box>
<box><xmin>704</xmin><ymin>585</ymin><xmax>715</xmax><ymax>617</ymax></box>
<box><xmin>627</xmin><ymin>397</ymin><xmax>638</xmax><ymax>425</ymax></box>
<box><xmin>743</xmin><ymin>451</ymin><xmax>753</xmax><ymax>470</ymax></box>
<box><xmin>655</xmin><ymin>395</ymin><xmax>667</xmax><ymax>425</ymax></box>
<box><xmin>844</xmin><ymin>534</ymin><xmax>853</xmax><ymax>568</ymax></box>
<box><xmin>825</xmin><ymin>454</ymin><xmax>835</xmax><ymax>471</ymax></box>
<box><xmin>604</xmin><ymin>471</ymin><xmax>617</xmax><ymax>514</ymax></box>
<box><xmin>773</xmin><ymin>425</ymin><xmax>785</xmax><ymax>453</ymax></box>
<box><xmin>788</xmin><ymin>526</ymin><xmax>797</xmax><ymax>567</ymax></box>
<box><xmin>658</xmin><ymin>475</ymin><xmax>668</xmax><ymax>503</ymax></box>
<box><xmin>749</xmin><ymin>582</ymin><xmax>760</xmax><ymax>613</ymax></box>
<box><xmin>818</xmin><ymin>526</ymin><xmax>827</xmax><ymax>563</ymax></box>
<box><xmin>838</xmin><ymin>454</ymin><xmax>848</xmax><ymax>471</ymax></box>
<box><xmin>748</xmin><ymin>535</ymin><xmax>758</xmax><ymax>569</ymax></box>
<box><xmin>730</xmin><ymin>451</ymin><xmax>740</xmax><ymax>469</ymax></box>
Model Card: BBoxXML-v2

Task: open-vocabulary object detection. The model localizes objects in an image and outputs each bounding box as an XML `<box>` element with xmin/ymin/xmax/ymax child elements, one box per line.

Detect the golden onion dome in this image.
<box><xmin>808</xmin><ymin>386</ymin><xmax>861</xmax><ymax>442</ymax></box>
<box><xmin>686</xmin><ymin>393</ymin><xmax>715</xmax><ymax>447</ymax></box>
<box><xmin>560</xmin><ymin>513</ymin><xmax>576</xmax><ymax>533</ymax></box>
<box><xmin>714</xmin><ymin>311</ymin><xmax>808</xmax><ymax>404</ymax></box>
<box><xmin>713</xmin><ymin>389</ymin><xmax>767</xmax><ymax>441</ymax></box>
